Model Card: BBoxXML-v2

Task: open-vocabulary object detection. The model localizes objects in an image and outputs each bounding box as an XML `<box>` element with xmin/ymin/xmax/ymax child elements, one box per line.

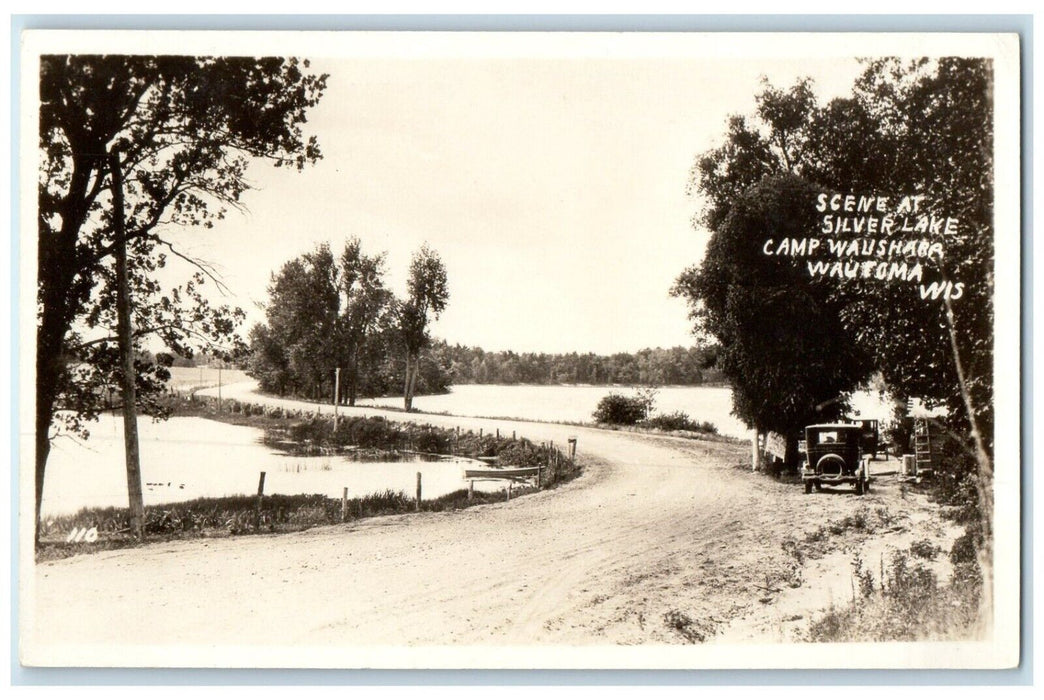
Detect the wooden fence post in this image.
<box><xmin>255</xmin><ymin>471</ymin><xmax>266</xmax><ymax>530</ymax></box>
<box><xmin>341</xmin><ymin>487</ymin><xmax>349</xmax><ymax>522</ymax></box>
<box><xmin>415</xmin><ymin>471</ymin><xmax>422</xmax><ymax>512</ymax></box>
<box><xmin>506</xmin><ymin>482</ymin><xmax>512</xmax><ymax>501</ymax></box>
<box><xmin>468</xmin><ymin>480</ymin><xmax>474</xmax><ymax>501</ymax></box>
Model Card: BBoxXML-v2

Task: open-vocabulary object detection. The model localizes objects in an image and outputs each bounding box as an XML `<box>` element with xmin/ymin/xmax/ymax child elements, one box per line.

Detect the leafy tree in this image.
<box><xmin>36</xmin><ymin>55</ymin><xmax>326</xmax><ymax>532</ymax></box>
<box><xmin>673</xmin><ymin>174</ymin><xmax>873</xmax><ymax>465</ymax></box>
<box><xmin>339</xmin><ymin>238</ymin><xmax>393</xmax><ymax>406</ymax></box>
<box><xmin>682</xmin><ymin>59</ymin><xmax>993</xmax><ymax>464</ymax></box>
<box><xmin>843</xmin><ymin>59</ymin><xmax>994</xmax><ymax>455</ymax></box>
<box><xmin>259</xmin><ymin>244</ymin><xmax>341</xmax><ymax>399</ymax></box>
<box><xmin>247</xmin><ymin>240</ymin><xmax>457</xmax><ymax>404</ymax></box>
<box><xmin>397</xmin><ymin>244</ymin><xmax>449</xmax><ymax>411</ymax></box>
<box><xmin>247</xmin><ymin>322</ymin><xmax>292</xmax><ymax>395</ymax></box>
<box><xmin>680</xmin><ymin>58</ymin><xmax>996</xmax><ymax>612</ymax></box>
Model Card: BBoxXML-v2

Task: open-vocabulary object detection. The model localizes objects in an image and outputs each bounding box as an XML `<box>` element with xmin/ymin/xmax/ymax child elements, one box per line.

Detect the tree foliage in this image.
<box><xmin>340</xmin><ymin>238</ymin><xmax>394</xmax><ymax>405</ymax></box>
<box><xmin>36</xmin><ymin>54</ymin><xmax>327</xmax><ymax>527</ymax></box>
<box><xmin>677</xmin><ymin>58</ymin><xmax>994</xmax><ymax>469</ymax></box>
<box><xmin>398</xmin><ymin>244</ymin><xmax>449</xmax><ymax>411</ymax></box>
<box><xmin>247</xmin><ymin>241</ymin><xmax>451</xmax><ymax>404</ymax></box>
<box><xmin>674</xmin><ymin>175</ymin><xmax>872</xmax><ymax>462</ymax></box>
<box><xmin>426</xmin><ymin>343</ymin><xmax>722</xmax><ymax>386</ymax></box>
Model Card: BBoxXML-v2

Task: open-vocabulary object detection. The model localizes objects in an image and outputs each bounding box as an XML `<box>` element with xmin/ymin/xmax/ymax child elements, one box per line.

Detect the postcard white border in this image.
<box><xmin>16</xmin><ymin>29</ymin><xmax>1022</xmax><ymax>670</ymax></box>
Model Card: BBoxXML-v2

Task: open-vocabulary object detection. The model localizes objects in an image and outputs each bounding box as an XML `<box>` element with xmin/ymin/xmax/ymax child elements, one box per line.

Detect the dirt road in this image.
<box><xmin>24</xmin><ymin>382</ymin><xmax>960</xmax><ymax>663</ymax></box>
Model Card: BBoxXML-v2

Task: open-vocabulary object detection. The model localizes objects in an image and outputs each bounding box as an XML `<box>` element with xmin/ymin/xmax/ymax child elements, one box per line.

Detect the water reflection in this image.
<box><xmin>40</xmin><ymin>414</ymin><xmax>491</xmax><ymax>517</ymax></box>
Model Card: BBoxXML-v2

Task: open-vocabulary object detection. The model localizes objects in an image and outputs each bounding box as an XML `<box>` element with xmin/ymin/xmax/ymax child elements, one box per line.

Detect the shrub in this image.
<box><xmin>593</xmin><ymin>393</ymin><xmax>647</xmax><ymax>425</ymax></box>
<box><xmin>949</xmin><ymin>525</ymin><xmax>982</xmax><ymax>565</ymax></box>
<box><xmin>663</xmin><ymin>609</ymin><xmax>714</xmax><ymax>643</ymax></box>
<box><xmin>806</xmin><ymin>545</ymin><xmax>978</xmax><ymax>642</ymax></box>
<box><xmin>413</xmin><ymin>428</ymin><xmax>451</xmax><ymax>454</ymax></box>
<box><xmin>909</xmin><ymin>538</ymin><xmax>941</xmax><ymax>560</ymax></box>
<box><xmin>642</xmin><ymin>411</ymin><xmax>718</xmax><ymax>434</ymax></box>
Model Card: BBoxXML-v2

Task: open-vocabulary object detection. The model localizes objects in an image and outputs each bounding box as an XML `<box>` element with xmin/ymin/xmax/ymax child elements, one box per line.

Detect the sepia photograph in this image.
<box><xmin>17</xmin><ymin>29</ymin><xmax>1022</xmax><ymax>670</ymax></box>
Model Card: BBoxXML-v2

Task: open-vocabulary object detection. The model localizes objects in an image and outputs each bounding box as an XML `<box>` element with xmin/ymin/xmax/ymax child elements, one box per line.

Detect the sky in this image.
<box><xmin>157</xmin><ymin>47</ymin><xmax>867</xmax><ymax>354</ymax></box>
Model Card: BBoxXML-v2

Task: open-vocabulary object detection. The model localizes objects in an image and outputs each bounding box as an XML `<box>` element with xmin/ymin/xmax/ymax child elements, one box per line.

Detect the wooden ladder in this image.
<box><xmin>913</xmin><ymin>418</ymin><xmax>935</xmax><ymax>474</ymax></box>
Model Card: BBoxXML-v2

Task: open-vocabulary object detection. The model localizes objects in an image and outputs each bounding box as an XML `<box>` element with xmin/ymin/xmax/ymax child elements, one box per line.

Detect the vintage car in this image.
<box><xmin>801</xmin><ymin>423</ymin><xmax>871</xmax><ymax>495</ymax></box>
<box><xmin>856</xmin><ymin>418</ymin><xmax>880</xmax><ymax>459</ymax></box>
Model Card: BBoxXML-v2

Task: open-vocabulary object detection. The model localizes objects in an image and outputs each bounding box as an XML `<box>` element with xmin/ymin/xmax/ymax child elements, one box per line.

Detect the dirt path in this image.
<box><xmin>24</xmin><ymin>382</ymin><xmax>959</xmax><ymax>662</ymax></box>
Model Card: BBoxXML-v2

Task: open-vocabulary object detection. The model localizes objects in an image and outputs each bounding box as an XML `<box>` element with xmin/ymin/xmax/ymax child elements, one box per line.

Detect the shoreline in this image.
<box><xmin>27</xmin><ymin>381</ymin><xmax>975</xmax><ymax>653</ymax></box>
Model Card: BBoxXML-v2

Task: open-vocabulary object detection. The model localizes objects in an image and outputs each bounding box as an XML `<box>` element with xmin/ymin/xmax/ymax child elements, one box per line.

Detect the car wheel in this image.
<box><xmin>855</xmin><ymin>480</ymin><xmax>864</xmax><ymax>495</ymax></box>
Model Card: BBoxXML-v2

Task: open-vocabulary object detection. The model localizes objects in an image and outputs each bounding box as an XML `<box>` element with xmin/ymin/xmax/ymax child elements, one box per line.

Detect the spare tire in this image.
<box><xmin>815</xmin><ymin>454</ymin><xmax>847</xmax><ymax>477</ymax></box>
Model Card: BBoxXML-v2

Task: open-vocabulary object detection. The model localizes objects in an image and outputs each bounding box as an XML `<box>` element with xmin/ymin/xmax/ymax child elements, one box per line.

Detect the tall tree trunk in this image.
<box><xmin>783</xmin><ymin>431</ymin><xmax>800</xmax><ymax>473</ymax></box>
<box><xmin>111</xmin><ymin>153</ymin><xmax>145</xmax><ymax>539</ymax></box>
<box><xmin>36</xmin><ymin>300</ymin><xmax>67</xmax><ymax>543</ymax></box>
<box><xmin>35</xmin><ymin>150</ymin><xmax>97</xmax><ymax>544</ymax></box>
<box><xmin>408</xmin><ymin>354</ymin><xmax>420</xmax><ymax>407</ymax></box>
<box><xmin>403</xmin><ymin>353</ymin><xmax>414</xmax><ymax>412</ymax></box>
<box><xmin>751</xmin><ymin>427</ymin><xmax>761</xmax><ymax>472</ymax></box>
<box><xmin>348</xmin><ymin>349</ymin><xmax>359</xmax><ymax>407</ymax></box>
<box><xmin>34</xmin><ymin>388</ymin><xmax>54</xmax><ymax>545</ymax></box>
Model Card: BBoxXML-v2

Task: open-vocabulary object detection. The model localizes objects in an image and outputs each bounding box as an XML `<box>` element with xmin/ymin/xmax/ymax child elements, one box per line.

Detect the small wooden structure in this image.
<box><xmin>464</xmin><ymin>465</ymin><xmax>541</xmax><ymax>502</ymax></box>
<box><xmin>464</xmin><ymin>466</ymin><xmax>541</xmax><ymax>482</ymax></box>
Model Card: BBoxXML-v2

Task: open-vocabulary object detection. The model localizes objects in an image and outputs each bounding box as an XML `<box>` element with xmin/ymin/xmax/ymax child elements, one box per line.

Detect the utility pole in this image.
<box><xmin>334</xmin><ymin>367</ymin><xmax>341</xmax><ymax>425</ymax></box>
<box><xmin>110</xmin><ymin>152</ymin><xmax>145</xmax><ymax>539</ymax></box>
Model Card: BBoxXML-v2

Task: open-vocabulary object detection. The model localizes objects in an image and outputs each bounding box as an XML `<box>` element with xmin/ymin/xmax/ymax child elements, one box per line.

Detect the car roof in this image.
<box><xmin>806</xmin><ymin>423</ymin><xmax>862</xmax><ymax>430</ymax></box>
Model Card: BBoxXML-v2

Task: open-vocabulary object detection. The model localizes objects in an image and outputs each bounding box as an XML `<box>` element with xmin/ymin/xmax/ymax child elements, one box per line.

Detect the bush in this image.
<box><xmin>949</xmin><ymin>525</ymin><xmax>982</xmax><ymax>565</ymax></box>
<box><xmin>593</xmin><ymin>393</ymin><xmax>647</xmax><ymax>425</ymax></box>
<box><xmin>806</xmin><ymin>545</ymin><xmax>980</xmax><ymax>642</ymax></box>
<box><xmin>642</xmin><ymin>411</ymin><xmax>718</xmax><ymax>434</ymax></box>
<box><xmin>909</xmin><ymin>538</ymin><xmax>941</xmax><ymax>560</ymax></box>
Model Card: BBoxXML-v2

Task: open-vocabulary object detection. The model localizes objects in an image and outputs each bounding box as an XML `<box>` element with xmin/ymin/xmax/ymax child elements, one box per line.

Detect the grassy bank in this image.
<box><xmin>37</xmin><ymin>484</ymin><xmax>544</xmax><ymax>563</ymax></box>
<box><xmin>732</xmin><ymin>457</ymin><xmax>985</xmax><ymax>643</ymax></box>
<box><xmin>805</xmin><ymin>537</ymin><xmax>983</xmax><ymax>642</ymax></box>
<box><xmin>38</xmin><ymin>394</ymin><xmax>580</xmax><ymax>562</ymax></box>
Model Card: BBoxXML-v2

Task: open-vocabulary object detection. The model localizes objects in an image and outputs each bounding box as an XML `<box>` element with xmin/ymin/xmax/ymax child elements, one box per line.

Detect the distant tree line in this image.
<box><xmin>426</xmin><ymin>342</ymin><xmax>723</xmax><ymax>387</ymax></box>
<box><xmin>245</xmin><ymin>240</ymin><xmax>723</xmax><ymax>402</ymax></box>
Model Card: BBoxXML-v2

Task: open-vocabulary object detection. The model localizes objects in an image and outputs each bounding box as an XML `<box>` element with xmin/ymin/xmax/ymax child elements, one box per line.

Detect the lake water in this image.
<box><xmin>40</xmin><ymin>415</ymin><xmax>490</xmax><ymax>518</ymax></box>
<box><xmin>43</xmin><ymin>384</ymin><xmax>893</xmax><ymax>517</ymax></box>
<box><xmin>364</xmin><ymin>384</ymin><xmax>893</xmax><ymax>440</ymax></box>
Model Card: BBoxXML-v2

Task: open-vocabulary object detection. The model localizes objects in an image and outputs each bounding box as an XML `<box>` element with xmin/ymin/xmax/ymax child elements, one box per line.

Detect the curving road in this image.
<box><xmin>24</xmin><ymin>381</ymin><xmax>930</xmax><ymax>665</ymax></box>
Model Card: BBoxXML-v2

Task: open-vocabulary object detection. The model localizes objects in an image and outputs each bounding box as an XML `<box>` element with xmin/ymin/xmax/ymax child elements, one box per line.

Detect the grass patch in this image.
<box><xmin>663</xmin><ymin>609</ymin><xmax>716</xmax><ymax>643</ymax></box>
<box><xmin>39</xmin><ymin>395</ymin><xmax>583</xmax><ymax>562</ymax></box>
<box><xmin>806</xmin><ymin>543</ymin><xmax>982</xmax><ymax>642</ymax></box>
<box><xmin>36</xmin><ymin>483</ymin><xmax>545</xmax><ymax>563</ymax></box>
<box><xmin>641</xmin><ymin>412</ymin><xmax>718</xmax><ymax>435</ymax></box>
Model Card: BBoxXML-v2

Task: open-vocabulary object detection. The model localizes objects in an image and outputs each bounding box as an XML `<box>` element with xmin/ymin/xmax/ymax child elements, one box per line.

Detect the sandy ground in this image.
<box><xmin>23</xmin><ymin>382</ymin><xmax>961</xmax><ymax>661</ymax></box>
